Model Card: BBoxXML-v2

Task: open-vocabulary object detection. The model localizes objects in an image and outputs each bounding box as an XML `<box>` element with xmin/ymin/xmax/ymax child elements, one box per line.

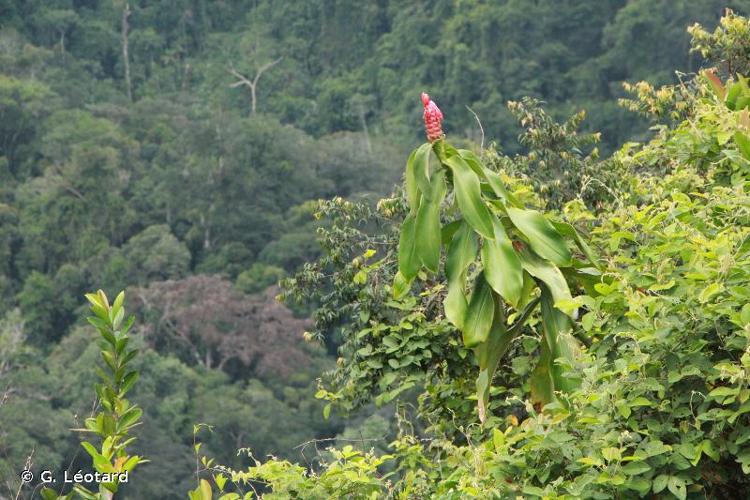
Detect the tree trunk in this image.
<box><xmin>122</xmin><ymin>3</ymin><xmax>133</xmax><ymax>102</ymax></box>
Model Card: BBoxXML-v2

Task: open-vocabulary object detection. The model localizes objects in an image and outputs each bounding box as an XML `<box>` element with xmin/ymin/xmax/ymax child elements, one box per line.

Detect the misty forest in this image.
<box><xmin>4</xmin><ymin>1</ymin><xmax>750</xmax><ymax>499</ymax></box>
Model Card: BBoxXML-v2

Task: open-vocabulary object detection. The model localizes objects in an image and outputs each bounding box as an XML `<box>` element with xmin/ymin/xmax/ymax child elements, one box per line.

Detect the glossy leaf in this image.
<box><xmin>518</xmin><ymin>247</ymin><xmax>574</xmax><ymax>316</ymax></box>
<box><xmin>413</xmin><ymin>143</ymin><xmax>434</xmax><ymax>200</ymax></box>
<box><xmin>458</xmin><ymin>149</ymin><xmax>522</xmax><ymax>207</ymax></box>
<box><xmin>462</xmin><ymin>274</ymin><xmax>495</xmax><ymax>347</ymax></box>
<box><xmin>404</xmin><ymin>148</ymin><xmax>420</xmax><ymax>213</ymax></box>
<box><xmin>475</xmin><ymin>295</ymin><xmax>513</xmax><ymax>423</ymax></box>
<box><xmin>415</xmin><ymin>169</ymin><xmax>446</xmax><ymax>272</ymax></box>
<box><xmin>507</xmin><ymin>207</ymin><xmax>571</xmax><ymax>266</ymax></box>
<box><xmin>482</xmin><ymin>217</ymin><xmax>523</xmax><ymax>307</ymax></box>
<box><xmin>551</xmin><ymin>220</ymin><xmax>599</xmax><ymax>269</ymax></box>
<box><xmin>444</xmin><ymin>155</ymin><xmax>495</xmax><ymax>240</ymax></box>
<box><xmin>398</xmin><ymin>214</ymin><xmax>420</xmax><ymax>280</ymax></box>
<box><xmin>444</xmin><ymin>222</ymin><xmax>478</xmax><ymax>329</ymax></box>
<box><xmin>539</xmin><ymin>287</ymin><xmax>580</xmax><ymax>394</ymax></box>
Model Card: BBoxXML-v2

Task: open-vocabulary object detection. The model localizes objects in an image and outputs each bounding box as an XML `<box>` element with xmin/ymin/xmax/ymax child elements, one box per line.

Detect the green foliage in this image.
<box><xmin>396</xmin><ymin>134</ymin><xmax>596</xmax><ymax>418</ymax></box>
<box><xmin>10</xmin><ymin>3</ymin><xmax>750</xmax><ymax>500</ymax></box>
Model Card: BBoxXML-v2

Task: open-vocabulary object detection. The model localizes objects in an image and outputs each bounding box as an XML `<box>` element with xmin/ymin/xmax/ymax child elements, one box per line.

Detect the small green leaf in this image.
<box><xmin>119</xmin><ymin>371</ymin><xmax>139</xmax><ymax>397</ymax></box>
<box><xmin>735</xmin><ymin>131</ymin><xmax>750</xmax><ymax>161</ymax></box>
<box><xmin>392</xmin><ymin>271</ymin><xmax>412</xmax><ymax>299</ymax></box>
<box><xmin>621</xmin><ymin>461</ymin><xmax>651</xmax><ymax>475</ymax></box>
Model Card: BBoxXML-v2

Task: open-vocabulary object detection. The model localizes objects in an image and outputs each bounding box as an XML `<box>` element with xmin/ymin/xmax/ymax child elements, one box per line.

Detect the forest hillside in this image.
<box><xmin>3</xmin><ymin>2</ymin><xmax>750</xmax><ymax>499</ymax></box>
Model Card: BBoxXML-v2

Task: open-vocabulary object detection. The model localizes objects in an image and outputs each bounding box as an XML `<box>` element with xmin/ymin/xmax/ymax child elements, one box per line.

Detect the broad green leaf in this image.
<box><xmin>652</xmin><ymin>474</ymin><xmax>669</xmax><ymax>493</ymax></box>
<box><xmin>535</xmin><ymin>287</ymin><xmax>580</xmax><ymax>403</ymax></box>
<box><xmin>551</xmin><ymin>220</ymin><xmax>599</xmax><ymax>268</ymax></box>
<box><xmin>482</xmin><ymin>218</ymin><xmax>523</xmax><ymax>307</ymax></box>
<box><xmin>444</xmin><ymin>222</ymin><xmax>478</xmax><ymax>329</ymax></box>
<box><xmin>404</xmin><ymin>149</ymin><xmax>420</xmax><ymax>213</ymax></box>
<box><xmin>518</xmin><ymin>248</ymin><xmax>574</xmax><ymax>317</ymax></box>
<box><xmin>463</xmin><ymin>274</ymin><xmax>495</xmax><ymax>347</ymax></box>
<box><xmin>398</xmin><ymin>214</ymin><xmax>420</xmax><ymax>280</ymax></box>
<box><xmin>475</xmin><ymin>296</ymin><xmax>514</xmax><ymax>423</ymax></box>
<box><xmin>529</xmin><ymin>330</ymin><xmax>554</xmax><ymax>405</ymax></box>
<box><xmin>517</xmin><ymin>271</ymin><xmax>537</xmax><ymax>309</ymax></box>
<box><xmin>458</xmin><ymin>149</ymin><xmax>522</xmax><ymax>207</ymax></box>
<box><xmin>667</xmin><ymin>476</ymin><xmax>687</xmax><ymax>500</ymax></box>
<box><xmin>444</xmin><ymin>156</ymin><xmax>495</xmax><ymax>239</ymax></box>
<box><xmin>413</xmin><ymin>143</ymin><xmax>433</xmax><ymax>200</ymax></box>
<box><xmin>415</xmin><ymin>169</ymin><xmax>446</xmax><ymax>273</ymax></box>
<box><xmin>507</xmin><ymin>207</ymin><xmax>571</xmax><ymax>266</ymax></box>
<box><xmin>441</xmin><ymin>220</ymin><xmax>462</xmax><ymax>245</ymax></box>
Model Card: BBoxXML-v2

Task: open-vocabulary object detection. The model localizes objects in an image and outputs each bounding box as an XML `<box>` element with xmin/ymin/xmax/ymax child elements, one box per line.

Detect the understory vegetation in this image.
<box><xmin>5</xmin><ymin>2</ymin><xmax>750</xmax><ymax>500</ymax></box>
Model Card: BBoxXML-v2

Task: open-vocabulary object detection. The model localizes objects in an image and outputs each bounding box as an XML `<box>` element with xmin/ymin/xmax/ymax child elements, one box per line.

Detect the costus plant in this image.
<box><xmin>396</xmin><ymin>93</ymin><xmax>599</xmax><ymax>421</ymax></box>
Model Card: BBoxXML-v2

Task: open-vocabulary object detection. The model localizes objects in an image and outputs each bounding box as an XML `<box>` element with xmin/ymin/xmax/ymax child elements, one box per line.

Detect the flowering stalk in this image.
<box><xmin>397</xmin><ymin>92</ymin><xmax>598</xmax><ymax>421</ymax></box>
<box><xmin>421</xmin><ymin>92</ymin><xmax>444</xmax><ymax>142</ymax></box>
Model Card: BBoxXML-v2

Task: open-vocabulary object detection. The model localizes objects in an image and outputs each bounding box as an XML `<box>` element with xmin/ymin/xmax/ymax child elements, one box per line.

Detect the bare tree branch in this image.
<box><xmin>227</xmin><ymin>58</ymin><xmax>283</xmax><ymax>115</ymax></box>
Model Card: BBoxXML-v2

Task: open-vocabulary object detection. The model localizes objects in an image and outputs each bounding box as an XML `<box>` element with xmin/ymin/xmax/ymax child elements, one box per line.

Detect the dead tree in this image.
<box><xmin>228</xmin><ymin>57</ymin><xmax>283</xmax><ymax>115</ymax></box>
<box><xmin>122</xmin><ymin>3</ymin><xmax>133</xmax><ymax>102</ymax></box>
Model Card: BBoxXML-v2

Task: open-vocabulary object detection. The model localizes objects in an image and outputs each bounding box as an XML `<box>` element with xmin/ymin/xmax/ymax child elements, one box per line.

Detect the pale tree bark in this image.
<box><xmin>357</xmin><ymin>101</ymin><xmax>372</xmax><ymax>153</ymax></box>
<box><xmin>228</xmin><ymin>57</ymin><xmax>283</xmax><ymax>115</ymax></box>
<box><xmin>122</xmin><ymin>3</ymin><xmax>133</xmax><ymax>102</ymax></box>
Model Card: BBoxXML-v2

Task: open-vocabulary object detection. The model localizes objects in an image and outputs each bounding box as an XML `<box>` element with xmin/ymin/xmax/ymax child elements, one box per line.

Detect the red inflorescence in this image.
<box><xmin>421</xmin><ymin>92</ymin><xmax>444</xmax><ymax>142</ymax></box>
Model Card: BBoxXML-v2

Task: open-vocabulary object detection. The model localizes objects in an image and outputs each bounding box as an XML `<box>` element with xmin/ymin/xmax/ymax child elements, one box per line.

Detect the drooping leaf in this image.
<box><xmin>415</xmin><ymin>169</ymin><xmax>446</xmax><ymax>273</ymax></box>
<box><xmin>463</xmin><ymin>274</ymin><xmax>495</xmax><ymax>347</ymax></box>
<box><xmin>551</xmin><ymin>220</ymin><xmax>599</xmax><ymax>268</ymax></box>
<box><xmin>404</xmin><ymin>148</ymin><xmax>420</xmax><ymax>213</ymax></box>
<box><xmin>517</xmin><ymin>271</ymin><xmax>537</xmax><ymax>310</ymax></box>
<box><xmin>441</xmin><ymin>220</ymin><xmax>462</xmax><ymax>245</ymax></box>
<box><xmin>458</xmin><ymin>149</ymin><xmax>522</xmax><ymax>207</ymax></box>
<box><xmin>529</xmin><ymin>333</ymin><xmax>554</xmax><ymax>405</ymax></box>
<box><xmin>444</xmin><ymin>156</ymin><xmax>495</xmax><ymax>239</ymax></box>
<box><xmin>413</xmin><ymin>143</ymin><xmax>434</xmax><ymax>200</ymax></box>
<box><xmin>475</xmin><ymin>295</ymin><xmax>514</xmax><ymax>423</ymax></box>
<box><xmin>444</xmin><ymin>222</ymin><xmax>478</xmax><ymax>329</ymax></box>
<box><xmin>507</xmin><ymin>207</ymin><xmax>571</xmax><ymax>266</ymax></box>
<box><xmin>539</xmin><ymin>287</ymin><xmax>580</xmax><ymax>394</ymax></box>
<box><xmin>398</xmin><ymin>214</ymin><xmax>420</xmax><ymax>280</ymax></box>
<box><xmin>482</xmin><ymin>217</ymin><xmax>523</xmax><ymax>307</ymax></box>
<box><xmin>518</xmin><ymin>247</ymin><xmax>573</xmax><ymax>317</ymax></box>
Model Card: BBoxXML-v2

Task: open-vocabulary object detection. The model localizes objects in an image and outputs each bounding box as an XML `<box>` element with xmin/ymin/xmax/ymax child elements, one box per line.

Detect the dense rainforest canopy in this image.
<box><xmin>3</xmin><ymin>1</ymin><xmax>750</xmax><ymax>499</ymax></box>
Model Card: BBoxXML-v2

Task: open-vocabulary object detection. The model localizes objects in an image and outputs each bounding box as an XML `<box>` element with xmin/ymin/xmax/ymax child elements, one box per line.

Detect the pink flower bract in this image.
<box><xmin>421</xmin><ymin>92</ymin><xmax>444</xmax><ymax>142</ymax></box>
